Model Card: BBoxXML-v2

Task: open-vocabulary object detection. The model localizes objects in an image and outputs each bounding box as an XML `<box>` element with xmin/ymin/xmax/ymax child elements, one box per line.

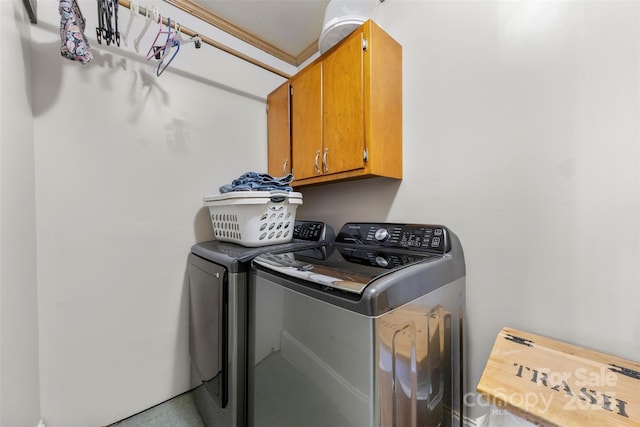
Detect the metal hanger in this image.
<box><xmin>155</xmin><ymin>18</ymin><xmax>181</xmax><ymax>76</ymax></box>
<box><xmin>154</xmin><ymin>23</ymin><xmax>203</xmax><ymax>77</ymax></box>
<box><xmin>146</xmin><ymin>15</ymin><xmax>173</xmax><ymax>61</ymax></box>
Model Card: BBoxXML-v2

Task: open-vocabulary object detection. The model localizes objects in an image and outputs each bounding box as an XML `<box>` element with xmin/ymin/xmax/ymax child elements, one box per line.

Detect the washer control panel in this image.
<box><xmin>338</xmin><ymin>246</ymin><xmax>438</xmax><ymax>269</ymax></box>
<box><xmin>336</xmin><ymin>223</ymin><xmax>449</xmax><ymax>253</ymax></box>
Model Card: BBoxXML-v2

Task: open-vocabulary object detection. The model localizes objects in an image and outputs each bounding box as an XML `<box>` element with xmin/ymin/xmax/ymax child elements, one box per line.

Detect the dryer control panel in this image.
<box><xmin>336</xmin><ymin>223</ymin><xmax>449</xmax><ymax>253</ymax></box>
<box><xmin>293</xmin><ymin>221</ymin><xmax>335</xmax><ymax>243</ymax></box>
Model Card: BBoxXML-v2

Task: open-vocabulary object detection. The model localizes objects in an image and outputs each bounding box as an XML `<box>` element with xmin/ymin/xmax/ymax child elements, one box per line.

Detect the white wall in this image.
<box><xmin>298</xmin><ymin>0</ymin><xmax>639</xmax><ymax>420</ymax></box>
<box><xmin>0</xmin><ymin>0</ymin><xmax>41</xmax><ymax>426</ymax></box>
<box><xmin>3</xmin><ymin>0</ymin><xmax>638</xmax><ymax>425</ymax></box>
<box><xmin>27</xmin><ymin>1</ymin><xmax>287</xmax><ymax>426</ymax></box>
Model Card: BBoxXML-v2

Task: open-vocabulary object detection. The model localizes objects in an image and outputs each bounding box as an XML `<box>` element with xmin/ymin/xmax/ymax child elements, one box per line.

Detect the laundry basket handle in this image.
<box><xmin>269</xmin><ymin>191</ymin><xmax>289</xmax><ymax>203</ymax></box>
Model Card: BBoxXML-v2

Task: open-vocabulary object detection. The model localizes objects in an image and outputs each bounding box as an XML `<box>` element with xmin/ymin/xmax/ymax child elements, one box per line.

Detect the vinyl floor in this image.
<box><xmin>108</xmin><ymin>351</ymin><xmax>352</xmax><ymax>427</ymax></box>
<box><xmin>107</xmin><ymin>392</ymin><xmax>205</xmax><ymax>427</ymax></box>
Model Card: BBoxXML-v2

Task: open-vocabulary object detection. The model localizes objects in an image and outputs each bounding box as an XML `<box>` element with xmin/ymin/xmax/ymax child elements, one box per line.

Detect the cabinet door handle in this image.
<box><xmin>282</xmin><ymin>159</ymin><xmax>288</xmax><ymax>175</ymax></box>
<box><xmin>314</xmin><ymin>150</ymin><xmax>321</xmax><ymax>175</ymax></box>
<box><xmin>322</xmin><ymin>148</ymin><xmax>329</xmax><ymax>174</ymax></box>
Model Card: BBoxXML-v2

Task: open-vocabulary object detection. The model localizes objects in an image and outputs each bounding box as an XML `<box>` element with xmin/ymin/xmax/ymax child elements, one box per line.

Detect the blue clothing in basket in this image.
<box><xmin>219</xmin><ymin>172</ymin><xmax>294</xmax><ymax>193</ymax></box>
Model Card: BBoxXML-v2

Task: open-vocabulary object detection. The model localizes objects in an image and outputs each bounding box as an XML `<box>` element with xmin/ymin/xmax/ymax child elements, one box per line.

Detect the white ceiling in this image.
<box><xmin>188</xmin><ymin>0</ymin><xmax>331</xmax><ymax>63</ymax></box>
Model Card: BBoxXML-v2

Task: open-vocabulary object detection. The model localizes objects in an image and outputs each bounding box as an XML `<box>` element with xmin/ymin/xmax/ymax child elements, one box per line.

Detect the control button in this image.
<box><xmin>374</xmin><ymin>228</ymin><xmax>390</xmax><ymax>241</ymax></box>
<box><xmin>434</xmin><ymin>228</ymin><xmax>443</xmax><ymax>236</ymax></box>
<box><xmin>375</xmin><ymin>255</ymin><xmax>389</xmax><ymax>267</ymax></box>
<box><xmin>431</xmin><ymin>237</ymin><xmax>441</xmax><ymax>247</ymax></box>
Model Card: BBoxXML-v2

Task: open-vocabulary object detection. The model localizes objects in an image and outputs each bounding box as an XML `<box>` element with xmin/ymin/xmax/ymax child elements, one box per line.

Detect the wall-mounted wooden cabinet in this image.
<box><xmin>267</xmin><ymin>20</ymin><xmax>402</xmax><ymax>188</ymax></box>
<box><xmin>266</xmin><ymin>81</ymin><xmax>291</xmax><ymax>176</ymax></box>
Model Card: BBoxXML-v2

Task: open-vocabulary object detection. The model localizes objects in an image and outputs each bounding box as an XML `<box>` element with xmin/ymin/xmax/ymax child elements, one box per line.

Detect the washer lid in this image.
<box><xmin>253</xmin><ymin>244</ymin><xmax>439</xmax><ymax>295</ymax></box>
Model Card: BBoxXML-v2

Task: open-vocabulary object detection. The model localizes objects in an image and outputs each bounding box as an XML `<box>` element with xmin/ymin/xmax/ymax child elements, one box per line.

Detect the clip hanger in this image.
<box><xmin>175</xmin><ymin>23</ymin><xmax>201</xmax><ymax>49</ymax></box>
<box><xmin>95</xmin><ymin>0</ymin><xmax>119</xmax><ymax>46</ymax></box>
<box><xmin>113</xmin><ymin>0</ymin><xmax>120</xmax><ymax>46</ymax></box>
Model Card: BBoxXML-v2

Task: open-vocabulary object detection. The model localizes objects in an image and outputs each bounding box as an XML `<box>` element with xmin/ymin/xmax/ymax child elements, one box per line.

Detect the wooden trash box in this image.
<box><xmin>477</xmin><ymin>327</ymin><xmax>639</xmax><ymax>426</ymax></box>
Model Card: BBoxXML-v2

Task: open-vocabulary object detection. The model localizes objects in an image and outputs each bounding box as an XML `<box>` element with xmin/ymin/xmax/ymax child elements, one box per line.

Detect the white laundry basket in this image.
<box><xmin>203</xmin><ymin>191</ymin><xmax>303</xmax><ymax>247</ymax></box>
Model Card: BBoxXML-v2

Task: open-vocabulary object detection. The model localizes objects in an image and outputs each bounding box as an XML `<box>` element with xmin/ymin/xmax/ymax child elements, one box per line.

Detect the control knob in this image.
<box><xmin>374</xmin><ymin>228</ymin><xmax>390</xmax><ymax>242</ymax></box>
<box><xmin>374</xmin><ymin>254</ymin><xmax>390</xmax><ymax>268</ymax></box>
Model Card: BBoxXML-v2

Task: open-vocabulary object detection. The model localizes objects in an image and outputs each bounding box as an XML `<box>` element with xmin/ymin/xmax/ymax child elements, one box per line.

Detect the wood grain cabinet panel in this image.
<box><xmin>322</xmin><ymin>32</ymin><xmax>365</xmax><ymax>176</ymax></box>
<box><xmin>267</xmin><ymin>82</ymin><xmax>291</xmax><ymax>177</ymax></box>
<box><xmin>291</xmin><ymin>61</ymin><xmax>323</xmax><ymax>180</ymax></box>
<box><xmin>268</xmin><ymin>20</ymin><xmax>402</xmax><ymax>187</ymax></box>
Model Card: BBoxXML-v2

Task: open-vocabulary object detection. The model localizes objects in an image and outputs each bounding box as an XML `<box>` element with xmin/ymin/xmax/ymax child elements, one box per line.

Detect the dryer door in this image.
<box><xmin>188</xmin><ymin>253</ymin><xmax>228</xmax><ymax>408</ymax></box>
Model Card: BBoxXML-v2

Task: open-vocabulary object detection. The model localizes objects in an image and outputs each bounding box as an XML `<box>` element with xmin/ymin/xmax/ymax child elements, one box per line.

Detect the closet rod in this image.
<box><xmin>118</xmin><ymin>0</ymin><xmax>291</xmax><ymax>79</ymax></box>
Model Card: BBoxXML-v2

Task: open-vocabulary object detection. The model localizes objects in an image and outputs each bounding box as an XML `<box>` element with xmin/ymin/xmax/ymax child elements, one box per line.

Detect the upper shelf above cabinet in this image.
<box><xmin>266</xmin><ymin>20</ymin><xmax>402</xmax><ymax>188</ymax></box>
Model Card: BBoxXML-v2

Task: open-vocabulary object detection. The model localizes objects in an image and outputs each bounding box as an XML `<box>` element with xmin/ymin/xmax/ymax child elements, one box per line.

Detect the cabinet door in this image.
<box><xmin>291</xmin><ymin>61</ymin><xmax>323</xmax><ymax>180</ymax></box>
<box><xmin>322</xmin><ymin>29</ymin><xmax>365</xmax><ymax>175</ymax></box>
<box><xmin>267</xmin><ymin>82</ymin><xmax>291</xmax><ymax>177</ymax></box>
